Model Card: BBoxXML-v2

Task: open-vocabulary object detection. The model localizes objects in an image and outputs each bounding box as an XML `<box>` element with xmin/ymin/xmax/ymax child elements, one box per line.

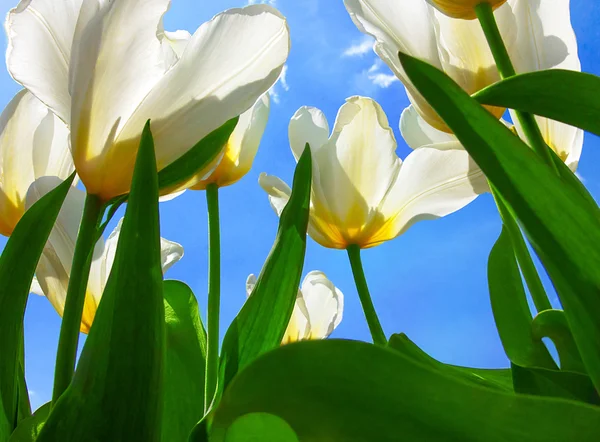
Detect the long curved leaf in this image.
<box><xmin>210</xmin><ymin>340</ymin><xmax>600</xmax><ymax>441</ymax></box>
<box><xmin>474</xmin><ymin>70</ymin><xmax>600</xmax><ymax>136</ymax></box>
<box><xmin>398</xmin><ymin>52</ymin><xmax>600</xmax><ymax>394</ymax></box>
<box><xmin>0</xmin><ymin>173</ymin><xmax>74</xmax><ymax>441</ymax></box>
<box><xmin>163</xmin><ymin>280</ymin><xmax>207</xmax><ymax>442</ymax></box>
<box><xmin>37</xmin><ymin>122</ymin><xmax>164</xmax><ymax>441</ymax></box>
<box><xmin>218</xmin><ymin>146</ymin><xmax>312</xmax><ymax>391</ymax></box>
<box><xmin>488</xmin><ymin>227</ymin><xmax>556</xmax><ymax>369</ymax></box>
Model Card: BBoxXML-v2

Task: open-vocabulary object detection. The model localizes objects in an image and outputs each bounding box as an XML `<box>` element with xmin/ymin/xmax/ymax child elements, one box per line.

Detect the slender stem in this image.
<box><xmin>475</xmin><ymin>2</ymin><xmax>559</xmax><ymax>174</ymax></box>
<box><xmin>490</xmin><ymin>186</ymin><xmax>553</xmax><ymax>312</ymax></box>
<box><xmin>52</xmin><ymin>193</ymin><xmax>104</xmax><ymax>403</ymax></box>
<box><xmin>204</xmin><ymin>183</ymin><xmax>221</xmax><ymax>412</ymax></box>
<box><xmin>347</xmin><ymin>245</ymin><xmax>387</xmax><ymax>346</ymax></box>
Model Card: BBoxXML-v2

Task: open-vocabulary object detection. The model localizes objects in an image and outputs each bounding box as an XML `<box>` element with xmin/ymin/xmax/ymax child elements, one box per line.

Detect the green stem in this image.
<box><xmin>52</xmin><ymin>193</ymin><xmax>104</xmax><ymax>403</ymax></box>
<box><xmin>475</xmin><ymin>2</ymin><xmax>559</xmax><ymax>174</ymax></box>
<box><xmin>491</xmin><ymin>186</ymin><xmax>552</xmax><ymax>312</ymax></box>
<box><xmin>204</xmin><ymin>183</ymin><xmax>221</xmax><ymax>412</ymax></box>
<box><xmin>347</xmin><ymin>245</ymin><xmax>387</xmax><ymax>346</ymax></box>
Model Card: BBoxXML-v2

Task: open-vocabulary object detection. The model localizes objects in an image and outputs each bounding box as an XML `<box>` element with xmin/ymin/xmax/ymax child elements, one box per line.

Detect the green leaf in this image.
<box><xmin>158</xmin><ymin>117</ymin><xmax>238</xmax><ymax>191</ymax></box>
<box><xmin>37</xmin><ymin>121</ymin><xmax>165</xmax><ymax>441</ymax></box>
<box><xmin>388</xmin><ymin>334</ymin><xmax>513</xmax><ymax>392</ymax></box>
<box><xmin>488</xmin><ymin>227</ymin><xmax>557</xmax><ymax>369</ymax></box>
<box><xmin>473</xmin><ymin>70</ymin><xmax>600</xmax><ymax>136</ymax></box>
<box><xmin>210</xmin><ymin>340</ymin><xmax>600</xmax><ymax>442</ymax></box>
<box><xmin>163</xmin><ymin>280</ymin><xmax>207</xmax><ymax>442</ymax></box>
<box><xmin>218</xmin><ymin>146</ymin><xmax>312</xmax><ymax>390</ymax></box>
<box><xmin>8</xmin><ymin>403</ymin><xmax>50</xmax><ymax>442</ymax></box>
<box><xmin>532</xmin><ymin>309</ymin><xmax>586</xmax><ymax>373</ymax></box>
<box><xmin>398</xmin><ymin>52</ymin><xmax>600</xmax><ymax>394</ymax></box>
<box><xmin>512</xmin><ymin>364</ymin><xmax>600</xmax><ymax>406</ymax></box>
<box><xmin>224</xmin><ymin>413</ymin><xmax>299</xmax><ymax>442</ymax></box>
<box><xmin>0</xmin><ymin>173</ymin><xmax>74</xmax><ymax>440</ymax></box>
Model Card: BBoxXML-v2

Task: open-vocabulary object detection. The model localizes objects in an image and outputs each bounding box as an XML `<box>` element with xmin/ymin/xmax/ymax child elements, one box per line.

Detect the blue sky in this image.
<box><xmin>0</xmin><ymin>0</ymin><xmax>599</xmax><ymax>410</ymax></box>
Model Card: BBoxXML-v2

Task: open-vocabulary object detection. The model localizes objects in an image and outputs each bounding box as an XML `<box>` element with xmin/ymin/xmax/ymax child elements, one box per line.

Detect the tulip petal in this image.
<box><xmin>375</xmin><ymin>142</ymin><xmax>488</xmax><ymax>243</ymax></box>
<box><xmin>299</xmin><ymin>271</ymin><xmax>344</xmax><ymax>340</ymax></box>
<box><xmin>69</xmin><ymin>0</ymin><xmax>171</xmax><ymax>196</ymax></box>
<box><xmin>0</xmin><ymin>90</ymin><xmax>72</xmax><ymax>236</ymax></box>
<box><xmin>194</xmin><ymin>93</ymin><xmax>270</xmax><ymax>189</ymax></box>
<box><xmin>400</xmin><ymin>106</ymin><xmax>456</xmax><ymax>149</ymax></box>
<box><xmin>6</xmin><ymin>0</ymin><xmax>84</xmax><ymax>123</ymax></box>
<box><xmin>315</xmin><ymin>97</ymin><xmax>400</xmax><ymax>239</ymax></box>
<box><xmin>506</xmin><ymin>0</ymin><xmax>582</xmax><ymax>171</ymax></box>
<box><xmin>26</xmin><ymin>178</ymin><xmax>104</xmax><ymax>333</ymax></box>
<box><xmin>288</xmin><ymin>106</ymin><xmax>330</xmax><ymax>160</ymax></box>
<box><xmin>430</xmin><ymin>5</ymin><xmax>517</xmax><ymax>96</ymax></box>
<box><xmin>258</xmin><ymin>172</ymin><xmax>292</xmax><ymax>217</ymax></box>
<box><xmin>109</xmin><ymin>5</ymin><xmax>290</xmax><ymax>197</ymax></box>
<box><xmin>343</xmin><ymin>0</ymin><xmax>441</xmax><ymax>74</ymax></box>
<box><xmin>158</xmin><ymin>18</ymin><xmax>192</xmax><ymax>70</ymax></box>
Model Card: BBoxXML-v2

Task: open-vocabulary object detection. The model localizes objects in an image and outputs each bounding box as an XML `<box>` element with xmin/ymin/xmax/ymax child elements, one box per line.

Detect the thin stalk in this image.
<box><xmin>52</xmin><ymin>193</ymin><xmax>104</xmax><ymax>403</ymax></box>
<box><xmin>475</xmin><ymin>2</ymin><xmax>559</xmax><ymax>174</ymax></box>
<box><xmin>491</xmin><ymin>186</ymin><xmax>553</xmax><ymax>312</ymax></box>
<box><xmin>347</xmin><ymin>245</ymin><xmax>387</xmax><ymax>346</ymax></box>
<box><xmin>204</xmin><ymin>183</ymin><xmax>221</xmax><ymax>412</ymax></box>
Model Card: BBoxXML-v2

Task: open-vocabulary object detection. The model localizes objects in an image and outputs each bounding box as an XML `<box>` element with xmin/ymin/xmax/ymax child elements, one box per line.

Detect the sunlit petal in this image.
<box><xmin>299</xmin><ymin>271</ymin><xmax>344</xmax><ymax>340</ymax></box>
<box><xmin>373</xmin><ymin>142</ymin><xmax>488</xmax><ymax>244</ymax></box>
<box><xmin>0</xmin><ymin>90</ymin><xmax>72</xmax><ymax>236</ymax></box>
<box><xmin>6</xmin><ymin>0</ymin><xmax>84</xmax><ymax>123</ymax></box>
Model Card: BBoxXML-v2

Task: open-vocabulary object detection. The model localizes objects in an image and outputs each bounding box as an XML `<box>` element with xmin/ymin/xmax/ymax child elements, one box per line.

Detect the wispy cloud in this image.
<box><xmin>366</xmin><ymin>59</ymin><xmax>399</xmax><ymax>88</ymax></box>
<box><xmin>342</xmin><ymin>36</ymin><xmax>374</xmax><ymax>57</ymax></box>
<box><xmin>270</xmin><ymin>64</ymin><xmax>290</xmax><ymax>105</ymax></box>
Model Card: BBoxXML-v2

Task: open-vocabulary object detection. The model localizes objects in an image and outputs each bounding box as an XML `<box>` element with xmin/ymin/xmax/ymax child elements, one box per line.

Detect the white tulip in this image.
<box><xmin>6</xmin><ymin>0</ymin><xmax>290</xmax><ymax>201</ymax></box>
<box><xmin>260</xmin><ymin>97</ymin><xmax>487</xmax><ymax>249</ymax></box>
<box><xmin>28</xmin><ymin>179</ymin><xmax>183</xmax><ymax>333</ymax></box>
<box><xmin>246</xmin><ymin>271</ymin><xmax>344</xmax><ymax>344</ymax></box>
<box><xmin>343</xmin><ymin>0</ymin><xmax>581</xmax><ymax>162</ymax></box>
<box><xmin>0</xmin><ymin>90</ymin><xmax>73</xmax><ymax>236</ymax></box>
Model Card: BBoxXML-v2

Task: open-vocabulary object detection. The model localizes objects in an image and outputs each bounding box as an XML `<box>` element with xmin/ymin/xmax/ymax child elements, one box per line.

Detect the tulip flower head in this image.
<box><xmin>246</xmin><ymin>271</ymin><xmax>344</xmax><ymax>344</ymax></box>
<box><xmin>426</xmin><ymin>0</ymin><xmax>508</xmax><ymax>20</ymax></box>
<box><xmin>0</xmin><ymin>90</ymin><xmax>73</xmax><ymax>236</ymax></box>
<box><xmin>28</xmin><ymin>179</ymin><xmax>183</xmax><ymax>333</ymax></box>
<box><xmin>192</xmin><ymin>94</ymin><xmax>270</xmax><ymax>190</ymax></box>
<box><xmin>343</xmin><ymin>0</ymin><xmax>579</xmax><ymax>139</ymax></box>
<box><xmin>260</xmin><ymin>97</ymin><xmax>487</xmax><ymax>250</ymax></box>
<box><xmin>6</xmin><ymin>0</ymin><xmax>290</xmax><ymax>201</ymax></box>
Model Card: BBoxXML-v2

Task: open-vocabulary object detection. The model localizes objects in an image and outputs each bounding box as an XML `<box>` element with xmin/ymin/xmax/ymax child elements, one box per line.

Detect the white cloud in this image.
<box><xmin>343</xmin><ymin>36</ymin><xmax>374</xmax><ymax>57</ymax></box>
<box><xmin>269</xmin><ymin>64</ymin><xmax>290</xmax><ymax>105</ymax></box>
<box><xmin>366</xmin><ymin>59</ymin><xmax>399</xmax><ymax>88</ymax></box>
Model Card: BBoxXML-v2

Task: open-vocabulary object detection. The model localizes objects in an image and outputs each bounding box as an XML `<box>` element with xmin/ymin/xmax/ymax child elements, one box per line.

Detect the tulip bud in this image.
<box><xmin>426</xmin><ymin>0</ymin><xmax>507</xmax><ymax>20</ymax></box>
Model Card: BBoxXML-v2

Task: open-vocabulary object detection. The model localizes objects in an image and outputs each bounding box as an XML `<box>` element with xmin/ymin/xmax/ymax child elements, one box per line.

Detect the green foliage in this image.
<box><xmin>8</xmin><ymin>403</ymin><xmax>50</xmax><ymax>442</ymax></box>
<box><xmin>0</xmin><ymin>173</ymin><xmax>74</xmax><ymax>440</ymax></box>
<box><xmin>218</xmin><ymin>145</ymin><xmax>312</xmax><ymax>391</ymax></box>
<box><xmin>163</xmin><ymin>280</ymin><xmax>207</xmax><ymax>442</ymax></box>
<box><xmin>474</xmin><ymin>70</ymin><xmax>600</xmax><ymax>136</ymax></box>
<box><xmin>209</xmin><ymin>340</ymin><xmax>600</xmax><ymax>441</ymax></box>
<box><xmin>224</xmin><ymin>413</ymin><xmax>299</xmax><ymax>442</ymax></box>
<box><xmin>532</xmin><ymin>309</ymin><xmax>586</xmax><ymax>373</ymax></box>
<box><xmin>398</xmin><ymin>52</ymin><xmax>600</xmax><ymax>394</ymax></box>
<box><xmin>388</xmin><ymin>334</ymin><xmax>513</xmax><ymax>392</ymax></box>
<box><xmin>511</xmin><ymin>364</ymin><xmax>600</xmax><ymax>405</ymax></box>
<box><xmin>36</xmin><ymin>122</ymin><xmax>165</xmax><ymax>441</ymax></box>
<box><xmin>487</xmin><ymin>227</ymin><xmax>557</xmax><ymax>368</ymax></box>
